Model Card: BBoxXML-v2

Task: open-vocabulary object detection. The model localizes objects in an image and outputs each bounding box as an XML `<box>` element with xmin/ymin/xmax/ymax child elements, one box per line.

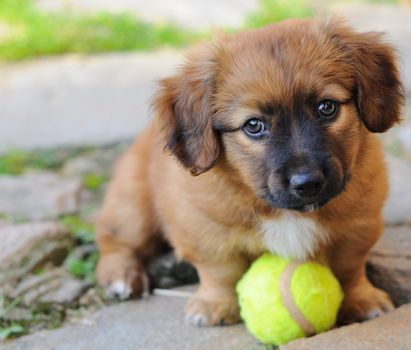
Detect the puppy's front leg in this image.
<box><xmin>328</xmin><ymin>220</ymin><xmax>394</xmax><ymax>324</ymax></box>
<box><xmin>185</xmin><ymin>257</ymin><xmax>249</xmax><ymax>327</ymax></box>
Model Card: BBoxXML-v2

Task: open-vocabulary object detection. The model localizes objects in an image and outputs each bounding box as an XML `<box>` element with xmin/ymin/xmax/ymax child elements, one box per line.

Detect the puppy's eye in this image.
<box><xmin>318</xmin><ymin>100</ymin><xmax>339</xmax><ymax>119</ymax></box>
<box><xmin>243</xmin><ymin>118</ymin><xmax>266</xmax><ymax>137</ymax></box>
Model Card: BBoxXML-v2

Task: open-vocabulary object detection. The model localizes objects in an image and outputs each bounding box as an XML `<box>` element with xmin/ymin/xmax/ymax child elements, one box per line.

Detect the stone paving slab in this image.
<box><xmin>384</xmin><ymin>155</ymin><xmax>411</xmax><ymax>225</ymax></box>
<box><xmin>7</xmin><ymin>268</ymin><xmax>87</xmax><ymax>305</ymax></box>
<box><xmin>0</xmin><ymin>222</ymin><xmax>72</xmax><ymax>286</ymax></box>
<box><xmin>0</xmin><ymin>172</ymin><xmax>82</xmax><ymax>220</ymax></box>
<box><xmin>0</xmin><ymin>51</ymin><xmax>181</xmax><ymax>152</ymax></box>
<box><xmin>368</xmin><ymin>226</ymin><xmax>411</xmax><ymax>306</ymax></box>
<box><xmin>0</xmin><ymin>286</ymin><xmax>262</xmax><ymax>350</ymax></box>
<box><xmin>283</xmin><ymin>304</ymin><xmax>411</xmax><ymax>350</ymax></box>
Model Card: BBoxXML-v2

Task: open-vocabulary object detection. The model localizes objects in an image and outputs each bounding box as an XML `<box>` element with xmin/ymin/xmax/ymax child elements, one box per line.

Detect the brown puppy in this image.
<box><xmin>96</xmin><ymin>18</ymin><xmax>404</xmax><ymax>326</ymax></box>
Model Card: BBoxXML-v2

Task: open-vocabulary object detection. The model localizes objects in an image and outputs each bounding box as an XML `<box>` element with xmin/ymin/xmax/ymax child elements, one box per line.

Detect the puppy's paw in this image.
<box><xmin>96</xmin><ymin>253</ymin><xmax>149</xmax><ymax>300</ymax></box>
<box><xmin>339</xmin><ymin>283</ymin><xmax>394</xmax><ymax>324</ymax></box>
<box><xmin>185</xmin><ymin>295</ymin><xmax>240</xmax><ymax>327</ymax></box>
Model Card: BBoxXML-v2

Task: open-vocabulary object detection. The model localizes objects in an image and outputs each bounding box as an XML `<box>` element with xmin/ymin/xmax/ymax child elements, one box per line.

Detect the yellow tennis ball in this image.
<box><xmin>237</xmin><ymin>253</ymin><xmax>343</xmax><ymax>346</ymax></box>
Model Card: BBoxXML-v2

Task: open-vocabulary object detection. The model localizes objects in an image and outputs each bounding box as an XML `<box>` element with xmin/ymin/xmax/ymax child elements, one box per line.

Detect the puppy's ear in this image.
<box><xmin>351</xmin><ymin>32</ymin><xmax>404</xmax><ymax>132</ymax></box>
<box><xmin>153</xmin><ymin>43</ymin><xmax>221</xmax><ymax>175</ymax></box>
<box><xmin>328</xmin><ymin>20</ymin><xmax>405</xmax><ymax>132</ymax></box>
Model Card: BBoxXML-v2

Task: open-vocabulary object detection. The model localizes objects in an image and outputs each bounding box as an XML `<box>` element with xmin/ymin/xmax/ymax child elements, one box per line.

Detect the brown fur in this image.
<box><xmin>96</xmin><ymin>18</ymin><xmax>404</xmax><ymax>326</ymax></box>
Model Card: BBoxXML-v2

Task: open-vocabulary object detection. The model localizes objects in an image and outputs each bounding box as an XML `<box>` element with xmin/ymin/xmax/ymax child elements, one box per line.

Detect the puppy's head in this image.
<box><xmin>153</xmin><ymin>18</ymin><xmax>404</xmax><ymax>211</ymax></box>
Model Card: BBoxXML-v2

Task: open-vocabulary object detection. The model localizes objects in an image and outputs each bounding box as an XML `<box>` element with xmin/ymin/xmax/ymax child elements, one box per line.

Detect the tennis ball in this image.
<box><xmin>237</xmin><ymin>253</ymin><xmax>343</xmax><ymax>346</ymax></box>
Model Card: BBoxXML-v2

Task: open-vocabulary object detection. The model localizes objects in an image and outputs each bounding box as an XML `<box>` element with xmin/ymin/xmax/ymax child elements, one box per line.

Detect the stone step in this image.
<box><xmin>283</xmin><ymin>304</ymin><xmax>411</xmax><ymax>350</ymax></box>
<box><xmin>0</xmin><ymin>51</ymin><xmax>181</xmax><ymax>152</ymax></box>
<box><xmin>368</xmin><ymin>226</ymin><xmax>411</xmax><ymax>306</ymax></box>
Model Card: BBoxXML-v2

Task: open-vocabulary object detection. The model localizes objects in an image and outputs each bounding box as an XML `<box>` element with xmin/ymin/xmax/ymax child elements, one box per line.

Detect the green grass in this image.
<box><xmin>383</xmin><ymin>137</ymin><xmax>406</xmax><ymax>157</ymax></box>
<box><xmin>60</xmin><ymin>215</ymin><xmax>95</xmax><ymax>244</ymax></box>
<box><xmin>0</xmin><ymin>295</ymin><xmax>65</xmax><ymax>339</ymax></box>
<box><xmin>82</xmin><ymin>173</ymin><xmax>108</xmax><ymax>191</ymax></box>
<box><xmin>0</xmin><ymin>0</ymin><xmax>316</xmax><ymax>61</ymax></box>
<box><xmin>0</xmin><ymin>146</ymin><xmax>97</xmax><ymax>175</ymax></box>
<box><xmin>245</xmin><ymin>0</ymin><xmax>312</xmax><ymax>28</ymax></box>
<box><xmin>0</xmin><ymin>149</ymin><xmax>65</xmax><ymax>175</ymax></box>
<box><xmin>0</xmin><ymin>0</ymin><xmax>402</xmax><ymax>61</ymax></box>
<box><xmin>0</xmin><ymin>0</ymin><xmax>199</xmax><ymax>61</ymax></box>
<box><xmin>59</xmin><ymin>213</ymin><xmax>99</xmax><ymax>283</ymax></box>
<box><xmin>60</xmin><ymin>215</ymin><xmax>98</xmax><ymax>283</ymax></box>
<box><xmin>0</xmin><ymin>323</ymin><xmax>25</xmax><ymax>339</ymax></box>
<box><xmin>65</xmin><ymin>250</ymin><xmax>98</xmax><ymax>283</ymax></box>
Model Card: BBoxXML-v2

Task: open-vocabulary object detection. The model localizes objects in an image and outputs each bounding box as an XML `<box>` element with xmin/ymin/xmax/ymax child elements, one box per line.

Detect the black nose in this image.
<box><xmin>290</xmin><ymin>170</ymin><xmax>324</xmax><ymax>198</ymax></box>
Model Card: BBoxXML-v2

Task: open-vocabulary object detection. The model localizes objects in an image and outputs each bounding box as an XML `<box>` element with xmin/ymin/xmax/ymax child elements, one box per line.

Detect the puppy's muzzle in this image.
<box><xmin>289</xmin><ymin>168</ymin><xmax>325</xmax><ymax>198</ymax></box>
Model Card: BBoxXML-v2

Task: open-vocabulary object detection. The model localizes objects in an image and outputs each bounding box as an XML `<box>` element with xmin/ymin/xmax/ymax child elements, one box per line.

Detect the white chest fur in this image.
<box><xmin>260</xmin><ymin>212</ymin><xmax>329</xmax><ymax>261</ymax></box>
